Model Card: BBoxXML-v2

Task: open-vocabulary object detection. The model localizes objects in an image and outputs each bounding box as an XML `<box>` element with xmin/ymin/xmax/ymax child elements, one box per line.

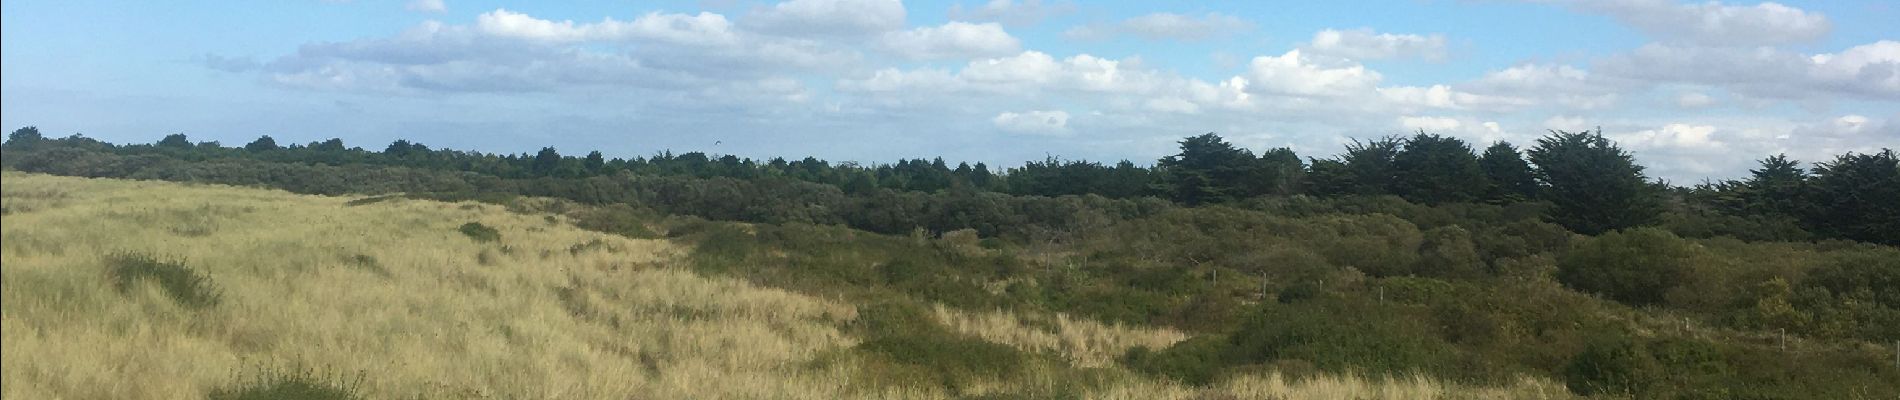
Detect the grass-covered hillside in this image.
<box><xmin>2</xmin><ymin>172</ymin><xmax>1581</xmax><ymax>399</ymax></box>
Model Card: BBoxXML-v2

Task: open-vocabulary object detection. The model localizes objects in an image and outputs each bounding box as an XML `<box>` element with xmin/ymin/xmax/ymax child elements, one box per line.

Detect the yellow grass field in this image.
<box><xmin>0</xmin><ymin>172</ymin><xmax>1574</xmax><ymax>399</ymax></box>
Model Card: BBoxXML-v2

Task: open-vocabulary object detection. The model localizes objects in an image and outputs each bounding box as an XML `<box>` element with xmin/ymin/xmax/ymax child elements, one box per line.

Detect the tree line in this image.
<box><xmin>4</xmin><ymin>126</ymin><xmax>1895</xmax><ymax>244</ymax></box>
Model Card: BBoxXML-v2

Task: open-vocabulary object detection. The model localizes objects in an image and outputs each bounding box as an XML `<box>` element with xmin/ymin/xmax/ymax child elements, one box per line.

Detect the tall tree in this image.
<box><xmin>1304</xmin><ymin>157</ymin><xmax>1356</xmax><ymax>197</ymax></box>
<box><xmin>1743</xmin><ymin>154</ymin><xmax>1807</xmax><ymax>217</ymax></box>
<box><xmin>6</xmin><ymin>126</ymin><xmax>45</xmax><ymax>149</ymax></box>
<box><xmin>1155</xmin><ymin>133</ymin><xmax>1255</xmax><ymax>205</ymax></box>
<box><xmin>157</xmin><ymin>133</ymin><xmax>192</xmax><ymax>148</ymax></box>
<box><xmin>1391</xmin><ymin>133</ymin><xmax>1485</xmax><ymax>204</ymax></box>
<box><xmin>244</xmin><ymin>135</ymin><xmax>280</xmax><ymax>152</ymax></box>
<box><xmin>1252</xmin><ymin>147</ymin><xmax>1304</xmax><ymax>196</ymax></box>
<box><xmin>1804</xmin><ymin>149</ymin><xmax>1900</xmax><ymax>245</ymax></box>
<box><xmin>1527</xmin><ymin>129</ymin><xmax>1661</xmax><ymax>234</ymax></box>
<box><xmin>531</xmin><ymin>147</ymin><xmax>562</xmax><ymax>176</ymax></box>
<box><xmin>584</xmin><ymin>151</ymin><xmax>607</xmax><ymax>174</ymax></box>
<box><xmin>1342</xmin><ymin>136</ymin><xmax>1403</xmax><ymax>195</ymax></box>
<box><xmin>1479</xmin><ymin>141</ymin><xmax>1537</xmax><ymax>203</ymax></box>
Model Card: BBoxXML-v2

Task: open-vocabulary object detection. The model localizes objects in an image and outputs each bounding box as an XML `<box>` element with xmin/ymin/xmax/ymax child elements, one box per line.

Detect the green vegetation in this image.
<box><xmin>207</xmin><ymin>366</ymin><xmax>365</xmax><ymax>400</ymax></box>
<box><xmin>456</xmin><ymin>222</ymin><xmax>500</xmax><ymax>242</ymax></box>
<box><xmin>105</xmin><ymin>252</ymin><xmax>223</xmax><ymax>309</ymax></box>
<box><xmin>5</xmin><ymin>125</ymin><xmax>1899</xmax><ymax>398</ymax></box>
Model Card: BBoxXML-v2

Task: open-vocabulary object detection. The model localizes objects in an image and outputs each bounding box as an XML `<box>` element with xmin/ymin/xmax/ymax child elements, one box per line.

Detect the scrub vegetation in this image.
<box><xmin>4</xmin><ymin>126</ymin><xmax>1898</xmax><ymax>398</ymax></box>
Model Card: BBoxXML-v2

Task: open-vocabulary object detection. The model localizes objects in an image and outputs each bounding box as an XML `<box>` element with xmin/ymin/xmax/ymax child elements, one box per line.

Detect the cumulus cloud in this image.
<box><xmin>1596</xmin><ymin>41</ymin><xmax>1900</xmax><ymax>101</ymax></box>
<box><xmin>405</xmin><ymin>0</ymin><xmax>445</xmax><ymax>13</ymax></box>
<box><xmin>1304</xmin><ymin>28</ymin><xmax>1447</xmax><ymax>61</ymax></box>
<box><xmin>1243</xmin><ymin>50</ymin><xmax>1381</xmax><ymax>97</ymax></box>
<box><xmin>1546</xmin><ymin>0</ymin><xmax>1830</xmax><ymax>46</ymax></box>
<box><xmin>1063</xmin><ymin>12</ymin><xmax>1250</xmax><ymax>41</ymax></box>
<box><xmin>949</xmin><ymin>0</ymin><xmax>1073</xmax><ymax>27</ymax></box>
<box><xmin>993</xmin><ymin>110</ymin><xmax>1070</xmax><ymax>135</ymax></box>
<box><xmin>880</xmin><ymin>22</ymin><xmax>1021</xmax><ymax>60</ymax></box>
<box><xmin>743</xmin><ymin>0</ymin><xmax>906</xmax><ymax>38</ymax></box>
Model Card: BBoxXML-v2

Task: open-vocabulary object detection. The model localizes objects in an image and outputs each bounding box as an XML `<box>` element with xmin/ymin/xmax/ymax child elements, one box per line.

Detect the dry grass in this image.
<box><xmin>1</xmin><ymin>172</ymin><xmax>1576</xmax><ymax>399</ymax></box>
<box><xmin>0</xmin><ymin>172</ymin><xmax>873</xmax><ymax>399</ymax></box>
<box><xmin>929</xmin><ymin>304</ymin><xmax>1188</xmax><ymax>368</ymax></box>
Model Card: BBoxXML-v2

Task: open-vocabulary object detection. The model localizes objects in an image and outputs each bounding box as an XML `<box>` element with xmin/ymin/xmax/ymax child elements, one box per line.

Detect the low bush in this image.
<box><xmin>207</xmin><ymin>365</ymin><xmax>365</xmax><ymax>400</ymax></box>
<box><xmin>457</xmin><ymin>222</ymin><xmax>500</xmax><ymax>242</ymax></box>
<box><xmin>105</xmin><ymin>252</ymin><xmax>222</xmax><ymax>309</ymax></box>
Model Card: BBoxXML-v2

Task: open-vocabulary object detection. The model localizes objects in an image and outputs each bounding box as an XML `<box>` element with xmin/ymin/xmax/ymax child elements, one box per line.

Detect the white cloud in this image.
<box><xmin>1304</xmin><ymin>28</ymin><xmax>1447</xmax><ymax>61</ymax></box>
<box><xmin>880</xmin><ymin>22</ymin><xmax>1021</xmax><ymax>60</ymax></box>
<box><xmin>1063</xmin><ymin>12</ymin><xmax>1250</xmax><ymax>41</ymax></box>
<box><xmin>1552</xmin><ymin>0</ymin><xmax>1830</xmax><ymax>46</ymax></box>
<box><xmin>405</xmin><ymin>0</ymin><xmax>445</xmax><ymax>13</ymax></box>
<box><xmin>1597</xmin><ymin>41</ymin><xmax>1900</xmax><ymax>100</ymax></box>
<box><xmin>949</xmin><ymin>0</ymin><xmax>1072</xmax><ymax>26</ymax></box>
<box><xmin>1544</xmin><ymin>115</ymin><xmax>1588</xmax><ymax>131</ymax></box>
<box><xmin>1244</xmin><ymin>50</ymin><xmax>1381</xmax><ymax>97</ymax></box>
<box><xmin>1400</xmin><ymin>116</ymin><xmax>1462</xmax><ymax>131</ymax></box>
<box><xmin>1614</xmin><ymin>123</ymin><xmax>1726</xmax><ymax>152</ymax></box>
<box><xmin>993</xmin><ymin>110</ymin><xmax>1070</xmax><ymax>135</ymax></box>
<box><xmin>744</xmin><ymin>0</ymin><xmax>906</xmax><ymax>38</ymax></box>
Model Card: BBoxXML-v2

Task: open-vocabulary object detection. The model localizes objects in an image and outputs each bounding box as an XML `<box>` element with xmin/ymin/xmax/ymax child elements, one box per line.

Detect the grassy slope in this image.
<box><xmin>0</xmin><ymin>172</ymin><xmax>1569</xmax><ymax>399</ymax></box>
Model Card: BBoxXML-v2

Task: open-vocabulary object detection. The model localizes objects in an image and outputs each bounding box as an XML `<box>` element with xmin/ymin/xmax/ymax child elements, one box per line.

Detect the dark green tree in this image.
<box><xmin>244</xmin><ymin>135</ymin><xmax>280</xmax><ymax>152</ymax></box>
<box><xmin>1304</xmin><ymin>157</ymin><xmax>1355</xmax><ymax>196</ymax></box>
<box><xmin>1391</xmin><ymin>133</ymin><xmax>1485</xmax><ymax>204</ymax></box>
<box><xmin>1155</xmin><ymin>133</ymin><xmax>1255</xmax><ymax>205</ymax></box>
<box><xmin>584</xmin><ymin>151</ymin><xmax>607</xmax><ymax>174</ymax></box>
<box><xmin>1252</xmin><ymin>147</ymin><xmax>1304</xmax><ymax>196</ymax></box>
<box><xmin>1528</xmin><ymin>129</ymin><xmax>1660</xmax><ymax>234</ymax></box>
<box><xmin>6</xmin><ymin>126</ymin><xmax>45</xmax><ymax>148</ymax></box>
<box><xmin>157</xmin><ymin>133</ymin><xmax>193</xmax><ymax>148</ymax></box>
<box><xmin>531</xmin><ymin>147</ymin><xmax>562</xmax><ymax>177</ymax></box>
<box><xmin>1342</xmin><ymin>136</ymin><xmax>1403</xmax><ymax>195</ymax></box>
<box><xmin>1740</xmin><ymin>154</ymin><xmax>1807</xmax><ymax>216</ymax></box>
<box><xmin>1478</xmin><ymin>141</ymin><xmax>1537</xmax><ymax>203</ymax></box>
<box><xmin>1804</xmin><ymin>149</ymin><xmax>1899</xmax><ymax>245</ymax></box>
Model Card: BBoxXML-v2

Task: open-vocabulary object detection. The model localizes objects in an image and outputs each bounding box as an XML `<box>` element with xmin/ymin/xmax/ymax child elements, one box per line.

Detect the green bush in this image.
<box><xmin>1556</xmin><ymin>228</ymin><xmax>1693</xmax><ymax>306</ymax></box>
<box><xmin>457</xmin><ymin>222</ymin><xmax>500</xmax><ymax>242</ymax></box>
<box><xmin>1122</xmin><ymin>336</ymin><xmax>1230</xmax><ymax>385</ymax></box>
<box><xmin>1416</xmin><ymin>225</ymin><xmax>1484</xmax><ymax>279</ymax></box>
<box><xmin>1563</xmin><ymin>335</ymin><xmax>1661</xmax><ymax>396</ymax></box>
<box><xmin>207</xmin><ymin>366</ymin><xmax>364</xmax><ymax>400</ymax></box>
<box><xmin>106</xmin><ymin>252</ymin><xmax>222</xmax><ymax>309</ymax></box>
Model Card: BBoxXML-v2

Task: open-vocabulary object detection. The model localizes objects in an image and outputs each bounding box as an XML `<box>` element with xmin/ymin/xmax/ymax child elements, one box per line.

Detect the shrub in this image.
<box><xmin>105</xmin><ymin>252</ymin><xmax>222</xmax><ymax>309</ymax></box>
<box><xmin>1417</xmin><ymin>225</ymin><xmax>1484</xmax><ymax>279</ymax></box>
<box><xmin>207</xmin><ymin>366</ymin><xmax>365</xmax><ymax>400</ymax></box>
<box><xmin>1122</xmin><ymin>336</ymin><xmax>1231</xmax><ymax>385</ymax></box>
<box><xmin>1563</xmin><ymin>335</ymin><xmax>1661</xmax><ymax>396</ymax></box>
<box><xmin>1556</xmin><ymin>228</ymin><xmax>1693</xmax><ymax>306</ymax></box>
<box><xmin>457</xmin><ymin>222</ymin><xmax>500</xmax><ymax>242</ymax></box>
<box><xmin>850</xmin><ymin>302</ymin><xmax>1028</xmax><ymax>390</ymax></box>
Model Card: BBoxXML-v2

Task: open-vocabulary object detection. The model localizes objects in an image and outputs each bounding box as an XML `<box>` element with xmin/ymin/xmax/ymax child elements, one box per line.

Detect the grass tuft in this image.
<box><xmin>457</xmin><ymin>222</ymin><xmax>500</xmax><ymax>243</ymax></box>
<box><xmin>206</xmin><ymin>365</ymin><xmax>365</xmax><ymax>400</ymax></box>
<box><xmin>106</xmin><ymin>252</ymin><xmax>222</xmax><ymax>309</ymax></box>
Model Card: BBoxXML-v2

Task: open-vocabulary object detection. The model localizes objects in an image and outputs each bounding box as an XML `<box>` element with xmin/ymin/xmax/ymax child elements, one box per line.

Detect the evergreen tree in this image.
<box><xmin>1528</xmin><ymin>129</ymin><xmax>1661</xmax><ymax>234</ymax></box>
<box><xmin>1391</xmin><ymin>133</ymin><xmax>1485</xmax><ymax>204</ymax></box>
<box><xmin>1156</xmin><ymin>133</ymin><xmax>1255</xmax><ymax>205</ymax></box>
<box><xmin>1478</xmin><ymin>141</ymin><xmax>1537</xmax><ymax>203</ymax></box>
<box><xmin>1304</xmin><ymin>157</ymin><xmax>1356</xmax><ymax>196</ymax></box>
<box><xmin>6</xmin><ymin>126</ymin><xmax>45</xmax><ymax>149</ymax></box>
<box><xmin>1253</xmin><ymin>147</ymin><xmax>1304</xmax><ymax>196</ymax></box>
<box><xmin>244</xmin><ymin>135</ymin><xmax>280</xmax><ymax>152</ymax></box>
<box><xmin>1342</xmin><ymin>136</ymin><xmax>1403</xmax><ymax>195</ymax></box>
<box><xmin>531</xmin><ymin>147</ymin><xmax>562</xmax><ymax>176</ymax></box>
<box><xmin>1743</xmin><ymin>154</ymin><xmax>1807</xmax><ymax>217</ymax></box>
<box><xmin>584</xmin><ymin>151</ymin><xmax>607</xmax><ymax>174</ymax></box>
<box><xmin>157</xmin><ymin>133</ymin><xmax>192</xmax><ymax>148</ymax></box>
<box><xmin>1805</xmin><ymin>149</ymin><xmax>1900</xmax><ymax>245</ymax></box>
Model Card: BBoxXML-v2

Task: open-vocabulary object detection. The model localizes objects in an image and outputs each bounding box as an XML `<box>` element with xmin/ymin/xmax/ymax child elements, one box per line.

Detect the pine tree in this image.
<box><xmin>1478</xmin><ymin>141</ymin><xmax>1537</xmax><ymax>203</ymax></box>
<box><xmin>1156</xmin><ymin>133</ymin><xmax>1255</xmax><ymax>205</ymax></box>
<box><xmin>1392</xmin><ymin>133</ymin><xmax>1485</xmax><ymax>204</ymax></box>
<box><xmin>1527</xmin><ymin>129</ymin><xmax>1661</xmax><ymax>234</ymax></box>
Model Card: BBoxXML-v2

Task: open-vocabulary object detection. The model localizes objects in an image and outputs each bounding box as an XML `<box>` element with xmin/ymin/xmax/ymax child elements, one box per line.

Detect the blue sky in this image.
<box><xmin>4</xmin><ymin>0</ymin><xmax>1897</xmax><ymax>182</ymax></box>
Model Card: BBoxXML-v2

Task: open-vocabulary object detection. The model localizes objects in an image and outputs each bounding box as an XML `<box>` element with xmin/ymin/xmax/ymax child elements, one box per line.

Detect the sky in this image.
<box><xmin>3</xmin><ymin>0</ymin><xmax>1897</xmax><ymax>182</ymax></box>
